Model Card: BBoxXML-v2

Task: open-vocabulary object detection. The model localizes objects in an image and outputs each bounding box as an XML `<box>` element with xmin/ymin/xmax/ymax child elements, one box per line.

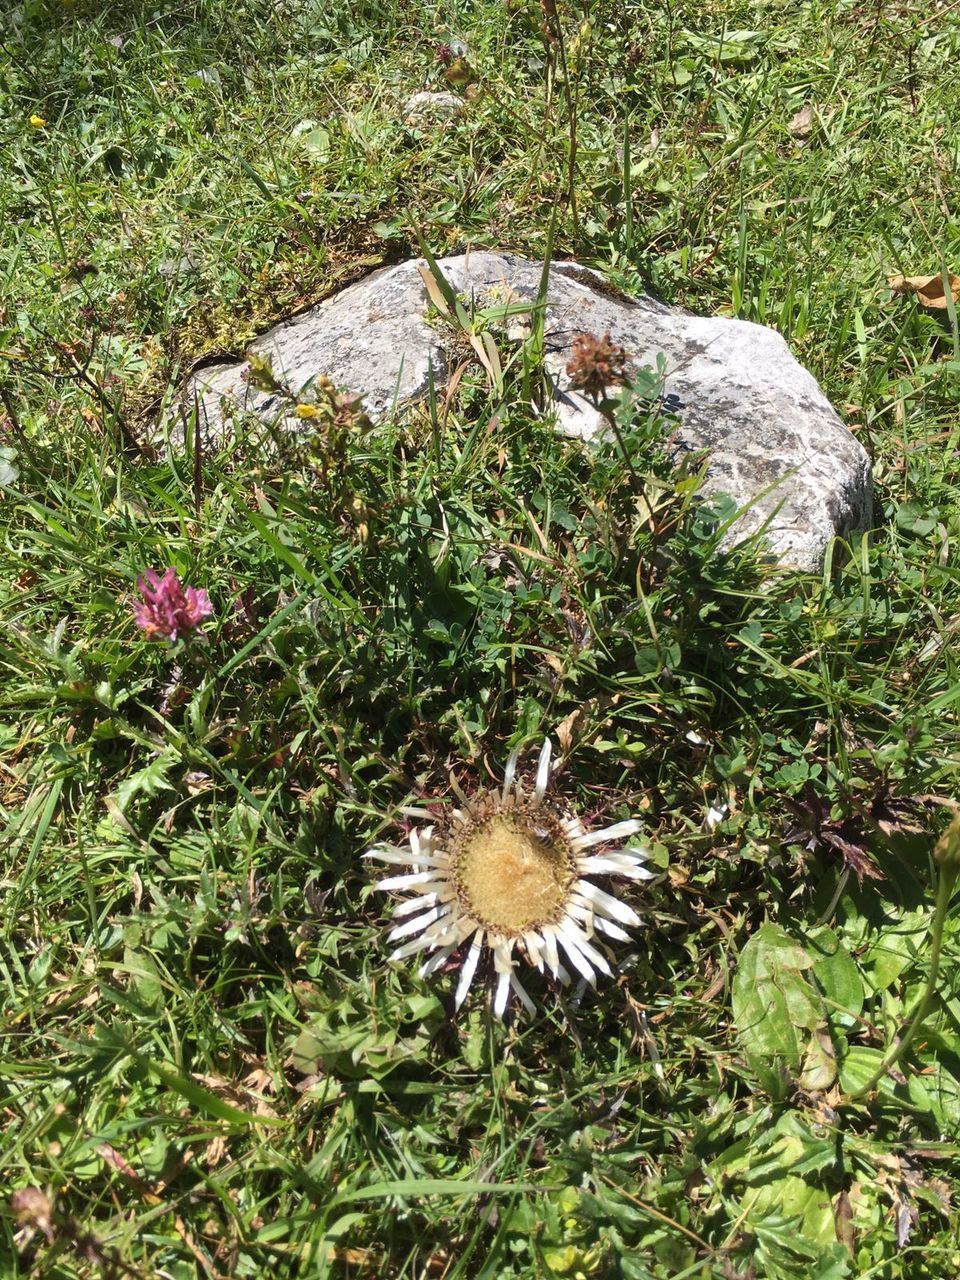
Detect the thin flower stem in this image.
<box><xmin>847</xmin><ymin>863</ymin><xmax>957</xmax><ymax>1102</ymax></box>
<box><xmin>593</xmin><ymin>396</ymin><xmax>640</xmax><ymax>487</ymax></box>
<box><xmin>815</xmin><ymin>866</ymin><xmax>850</xmax><ymax>927</ymax></box>
<box><xmin>542</xmin><ymin>0</ymin><xmax>578</xmax><ymax>236</ymax></box>
<box><xmin>607</xmin><ymin>413</ymin><xmax>641</xmax><ymax>487</ymax></box>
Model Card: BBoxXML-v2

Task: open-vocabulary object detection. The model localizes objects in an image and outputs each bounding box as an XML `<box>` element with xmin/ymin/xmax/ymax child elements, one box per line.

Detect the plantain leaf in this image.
<box><xmin>733</xmin><ymin>923</ymin><xmax>824</xmax><ymax>1072</ymax></box>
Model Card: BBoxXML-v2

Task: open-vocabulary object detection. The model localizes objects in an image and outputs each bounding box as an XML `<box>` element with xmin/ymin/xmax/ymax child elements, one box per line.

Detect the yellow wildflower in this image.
<box><xmin>29</xmin><ymin>114</ymin><xmax>47</xmax><ymax>129</ymax></box>
<box><xmin>295</xmin><ymin>403</ymin><xmax>321</xmax><ymax>419</ymax></box>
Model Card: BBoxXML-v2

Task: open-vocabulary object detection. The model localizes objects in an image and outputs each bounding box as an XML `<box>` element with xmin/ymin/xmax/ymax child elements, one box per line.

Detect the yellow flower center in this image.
<box><xmin>454</xmin><ymin>814</ymin><xmax>574</xmax><ymax>933</ymax></box>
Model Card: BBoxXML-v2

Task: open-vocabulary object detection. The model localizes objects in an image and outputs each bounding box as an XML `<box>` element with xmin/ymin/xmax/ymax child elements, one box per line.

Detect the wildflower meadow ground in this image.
<box><xmin>3</xmin><ymin>1</ymin><xmax>960</xmax><ymax>1277</ymax></box>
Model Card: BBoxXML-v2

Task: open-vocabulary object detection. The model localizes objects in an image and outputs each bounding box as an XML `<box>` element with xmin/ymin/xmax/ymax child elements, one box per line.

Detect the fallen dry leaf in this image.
<box><xmin>923</xmin><ymin>1176</ymin><xmax>953</xmax><ymax>1214</ymax></box>
<box><xmin>788</xmin><ymin>102</ymin><xmax>815</xmax><ymax>138</ymax></box>
<box><xmin>555</xmin><ymin>706</ymin><xmax>587</xmax><ymax>754</ymax></box>
<box><xmin>888</xmin><ymin>273</ymin><xmax>960</xmax><ymax>308</ymax></box>
<box><xmin>799</xmin><ymin>1026</ymin><xmax>837</xmax><ymax>1093</ymax></box>
<box><xmin>242</xmin><ymin>1066</ymin><xmax>277</xmax><ymax>1096</ymax></box>
<box><xmin>192</xmin><ymin>1070</ymin><xmax>278</xmax><ymax>1119</ymax></box>
<box><xmin>203</xmin><ymin>1135</ymin><xmax>228</xmax><ymax>1168</ymax></box>
<box><xmin>893</xmin><ymin>1185</ymin><xmax>919</xmax><ymax>1247</ymax></box>
<box><xmin>834</xmin><ymin>1189</ymin><xmax>855</xmax><ymax>1256</ymax></box>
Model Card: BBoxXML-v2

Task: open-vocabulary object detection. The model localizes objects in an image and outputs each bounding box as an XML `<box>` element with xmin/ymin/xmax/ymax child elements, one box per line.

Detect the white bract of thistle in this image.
<box><xmin>705</xmin><ymin>803</ymin><xmax>728</xmax><ymax>832</ymax></box>
<box><xmin>365</xmin><ymin>739</ymin><xmax>654</xmax><ymax>1018</ymax></box>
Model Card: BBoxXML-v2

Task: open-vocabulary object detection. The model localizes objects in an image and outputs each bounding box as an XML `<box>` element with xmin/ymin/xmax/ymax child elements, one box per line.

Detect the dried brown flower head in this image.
<box><xmin>332</xmin><ymin>390</ymin><xmax>372</xmax><ymax>434</ymax></box>
<box><xmin>11</xmin><ymin>1188</ymin><xmax>55</xmax><ymax>1243</ymax></box>
<box><xmin>565</xmin><ymin>331</ymin><xmax>629</xmax><ymax>402</ymax></box>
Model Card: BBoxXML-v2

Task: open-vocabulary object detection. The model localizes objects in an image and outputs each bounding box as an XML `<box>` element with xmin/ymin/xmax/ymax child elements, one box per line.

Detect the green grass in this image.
<box><xmin>3</xmin><ymin>0</ymin><xmax>960</xmax><ymax>1276</ymax></box>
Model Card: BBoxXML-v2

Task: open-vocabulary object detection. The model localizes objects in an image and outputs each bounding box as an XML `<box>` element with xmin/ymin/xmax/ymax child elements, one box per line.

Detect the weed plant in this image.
<box><xmin>3</xmin><ymin>0</ymin><xmax>960</xmax><ymax>1276</ymax></box>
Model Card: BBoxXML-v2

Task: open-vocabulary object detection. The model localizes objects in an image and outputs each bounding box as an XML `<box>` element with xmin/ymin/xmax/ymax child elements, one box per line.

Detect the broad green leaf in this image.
<box><xmin>807</xmin><ymin>1249</ymin><xmax>853</xmax><ymax>1280</ymax></box>
<box><xmin>838</xmin><ymin>1046</ymin><xmax>897</xmax><ymax>1098</ymax></box>
<box><xmin>742</xmin><ymin>1175</ymin><xmax>837</xmax><ymax>1251</ymax></box>
<box><xmin>724</xmin><ymin>1113</ymin><xmax>836</xmax><ymax>1187</ymax></box>
<box><xmin>908</xmin><ymin>1060</ymin><xmax>960</xmax><ymax>1129</ymax></box>
<box><xmin>121</xmin><ymin>946</ymin><xmax>164</xmax><ymax>1009</ymax></box>
<box><xmin>297</xmin><ymin>125</ymin><xmax>330</xmax><ymax>159</ymax></box>
<box><xmin>733</xmin><ymin>923</ymin><xmax>824</xmax><ymax>1070</ymax></box>
<box><xmin>806</xmin><ymin>926</ymin><xmax>864</xmax><ymax>1024</ymax></box>
<box><xmin>863</xmin><ymin>908</ymin><xmax>928</xmax><ymax>990</ymax></box>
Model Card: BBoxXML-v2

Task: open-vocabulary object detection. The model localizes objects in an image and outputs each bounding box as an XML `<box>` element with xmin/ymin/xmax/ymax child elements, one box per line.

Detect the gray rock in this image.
<box><xmin>170</xmin><ymin>252</ymin><xmax>871</xmax><ymax>568</ymax></box>
<box><xmin>403</xmin><ymin>90</ymin><xmax>464</xmax><ymax>124</ymax></box>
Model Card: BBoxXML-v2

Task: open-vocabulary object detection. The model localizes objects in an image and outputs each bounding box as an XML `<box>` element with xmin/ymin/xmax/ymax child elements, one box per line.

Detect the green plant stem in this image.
<box><xmin>847</xmin><ymin>864</ymin><xmax>957</xmax><ymax>1102</ymax></box>
<box><xmin>542</xmin><ymin>1</ymin><xmax>578</xmax><ymax>236</ymax></box>
<box><xmin>595</xmin><ymin>396</ymin><xmax>641</xmax><ymax>487</ymax></box>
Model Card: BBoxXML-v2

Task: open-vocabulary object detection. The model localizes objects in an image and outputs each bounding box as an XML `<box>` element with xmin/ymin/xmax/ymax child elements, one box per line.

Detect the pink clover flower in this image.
<box><xmin>132</xmin><ymin>568</ymin><xmax>213</xmax><ymax>641</ymax></box>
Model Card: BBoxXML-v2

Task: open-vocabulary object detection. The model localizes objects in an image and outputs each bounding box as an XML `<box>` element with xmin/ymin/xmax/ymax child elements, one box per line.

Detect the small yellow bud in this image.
<box><xmin>295</xmin><ymin>403</ymin><xmax>321</xmax><ymax>419</ymax></box>
<box><xmin>29</xmin><ymin>114</ymin><xmax>47</xmax><ymax>129</ymax></box>
<box><xmin>445</xmin><ymin>57</ymin><xmax>476</xmax><ymax>88</ymax></box>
